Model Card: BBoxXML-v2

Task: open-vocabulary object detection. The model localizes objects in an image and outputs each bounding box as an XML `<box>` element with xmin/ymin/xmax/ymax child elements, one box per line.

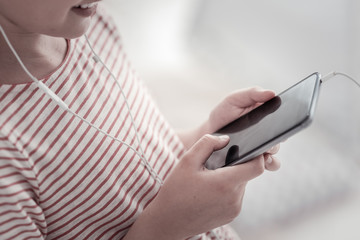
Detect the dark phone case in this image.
<box><xmin>205</xmin><ymin>73</ymin><xmax>321</xmax><ymax>170</ymax></box>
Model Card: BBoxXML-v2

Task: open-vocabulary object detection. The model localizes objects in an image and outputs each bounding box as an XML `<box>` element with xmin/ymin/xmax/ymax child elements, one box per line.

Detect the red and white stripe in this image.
<box><xmin>0</xmin><ymin>7</ymin><xmax>237</xmax><ymax>240</ymax></box>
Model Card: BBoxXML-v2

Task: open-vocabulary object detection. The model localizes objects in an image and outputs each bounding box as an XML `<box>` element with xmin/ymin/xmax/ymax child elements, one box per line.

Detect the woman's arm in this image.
<box><xmin>123</xmin><ymin>134</ymin><xmax>266</xmax><ymax>240</ymax></box>
<box><xmin>123</xmin><ymin>87</ymin><xmax>281</xmax><ymax>239</ymax></box>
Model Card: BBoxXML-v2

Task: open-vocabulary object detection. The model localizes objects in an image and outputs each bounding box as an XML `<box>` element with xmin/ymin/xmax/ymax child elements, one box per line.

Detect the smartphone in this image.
<box><xmin>205</xmin><ymin>72</ymin><xmax>322</xmax><ymax>170</ymax></box>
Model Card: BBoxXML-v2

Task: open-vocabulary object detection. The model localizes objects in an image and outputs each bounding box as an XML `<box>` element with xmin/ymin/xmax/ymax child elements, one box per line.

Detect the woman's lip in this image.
<box><xmin>72</xmin><ymin>4</ymin><xmax>98</xmax><ymax>17</ymax></box>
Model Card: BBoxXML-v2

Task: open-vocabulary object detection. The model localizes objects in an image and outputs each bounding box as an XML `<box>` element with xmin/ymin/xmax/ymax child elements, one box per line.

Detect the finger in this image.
<box><xmin>185</xmin><ymin>134</ymin><xmax>230</xmax><ymax>168</ymax></box>
<box><xmin>264</xmin><ymin>154</ymin><xmax>281</xmax><ymax>171</ymax></box>
<box><xmin>217</xmin><ymin>155</ymin><xmax>265</xmax><ymax>182</ymax></box>
<box><xmin>249</xmin><ymin>87</ymin><xmax>276</xmax><ymax>103</ymax></box>
<box><xmin>265</xmin><ymin>144</ymin><xmax>280</xmax><ymax>155</ymax></box>
<box><xmin>228</xmin><ymin>87</ymin><xmax>275</xmax><ymax>108</ymax></box>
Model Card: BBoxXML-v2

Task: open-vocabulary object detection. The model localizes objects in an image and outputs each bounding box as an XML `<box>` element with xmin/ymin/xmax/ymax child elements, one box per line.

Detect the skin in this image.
<box><xmin>0</xmin><ymin>1</ymin><xmax>281</xmax><ymax>239</ymax></box>
<box><xmin>125</xmin><ymin>88</ymin><xmax>281</xmax><ymax>240</ymax></box>
<box><xmin>0</xmin><ymin>0</ymin><xmax>100</xmax><ymax>84</ymax></box>
<box><xmin>124</xmin><ymin>135</ymin><xmax>267</xmax><ymax>240</ymax></box>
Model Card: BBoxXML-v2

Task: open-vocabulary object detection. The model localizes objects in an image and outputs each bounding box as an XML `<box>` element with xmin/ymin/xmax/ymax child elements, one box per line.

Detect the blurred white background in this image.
<box><xmin>103</xmin><ymin>0</ymin><xmax>360</xmax><ymax>239</ymax></box>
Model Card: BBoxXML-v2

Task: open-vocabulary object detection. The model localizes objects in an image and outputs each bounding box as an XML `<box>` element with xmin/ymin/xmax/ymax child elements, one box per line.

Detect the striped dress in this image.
<box><xmin>0</xmin><ymin>8</ymin><xmax>239</xmax><ymax>240</ymax></box>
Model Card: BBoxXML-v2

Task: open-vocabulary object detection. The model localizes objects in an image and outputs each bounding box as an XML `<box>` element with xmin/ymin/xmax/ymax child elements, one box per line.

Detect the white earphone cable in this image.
<box><xmin>83</xmin><ymin>34</ymin><xmax>164</xmax><ymax>184</ymax></box>
<box><xmin>321</xmin><ymin>71</ymin><xmax>360</xmax><ymax>88</ymax></box>
<box><xmin>83</xmin><ymin>34</ymin><xmax>146</xmax><ymax>161</ymax></box>
<box><xmin>0</xmin><ymin>24</ymin><xmax>164</xmax><ymax>185</ymax></box>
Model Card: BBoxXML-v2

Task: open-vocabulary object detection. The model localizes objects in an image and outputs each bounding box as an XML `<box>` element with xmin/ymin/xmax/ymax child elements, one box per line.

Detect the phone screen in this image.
<box><xmin>205</xmin><ymin>73</ymin><xmax>321</xmax><ymax>170</ymax></box>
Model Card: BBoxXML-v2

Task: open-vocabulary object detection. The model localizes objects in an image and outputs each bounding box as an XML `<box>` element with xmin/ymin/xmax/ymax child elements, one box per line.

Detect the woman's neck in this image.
<box><xmin>0</xmin><ymin>31</ymin><xmax>67</xmax><ymax>85</ymax></box>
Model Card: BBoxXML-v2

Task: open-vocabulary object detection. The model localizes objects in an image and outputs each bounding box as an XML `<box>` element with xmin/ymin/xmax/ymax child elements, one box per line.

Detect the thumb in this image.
<box><xmin>184</xmin><ymin>134</ymin><xmax>230</xmax><ymax>168</ymax></box>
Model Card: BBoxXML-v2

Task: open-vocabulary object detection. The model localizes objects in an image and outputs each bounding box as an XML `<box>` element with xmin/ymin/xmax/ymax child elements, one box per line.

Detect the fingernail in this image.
<box><xmin>257</xmin><ymin>88</ymin><xmax>267</xmax><ymax>92</ymax></box>
<box><xmin>266</xmin><ymin>156</ymin><xmax>273</xmax><ymax>164</ymax></box>
<box><xmin>269</xmin><ymin>146</ymin><xmax>277</xmax><ymax>152</ymax></box>
<box><xmin>218</xmin><ymin>135</ymin><xmax>230</xmax><ymax>141</ymax></box>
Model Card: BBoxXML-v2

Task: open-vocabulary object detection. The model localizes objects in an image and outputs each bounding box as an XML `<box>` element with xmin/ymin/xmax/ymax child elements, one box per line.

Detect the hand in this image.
<box><xmin>264</xmin><ymin>144</ymin><xmax>281</xmax><ymax>171</ymax></box>
<box><xmin>124</xmin><ymin>135</ymin><xmax>268</xmax><ymax>240</ymax></box>
<box><xmin>207</xmin><ymin>87</ymin><xmax>276</xmax><ymax>133</ymax></box>
<box><xmin>207</xmin><ymin>87</ymin><xmax>281</xmax><ymax>172</ymax></box>
<box><xmin>177</xmin><ymin>87</ymin><xmax>276</xmax><ymax>149</ymax></box>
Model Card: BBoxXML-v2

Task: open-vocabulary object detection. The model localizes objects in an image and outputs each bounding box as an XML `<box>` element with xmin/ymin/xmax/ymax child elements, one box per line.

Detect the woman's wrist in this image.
<box><xmin>123</xmin><ymin>201</ymin><xmax>185</xmax><ymax>240</ymax></box>
<box><xmin>177</xmin><ymin>120</ymin><xmax>212</xmax><ymax>149</ymax></box>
